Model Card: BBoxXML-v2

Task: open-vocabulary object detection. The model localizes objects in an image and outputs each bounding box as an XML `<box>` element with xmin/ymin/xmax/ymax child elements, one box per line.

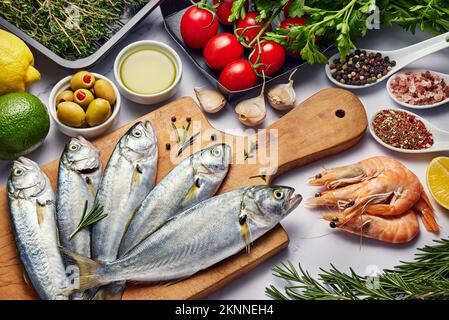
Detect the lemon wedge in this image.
<box><xmin>427</xmin><ymin>157</ymin><xmax>449</xmax><ymax>210</ymax></box>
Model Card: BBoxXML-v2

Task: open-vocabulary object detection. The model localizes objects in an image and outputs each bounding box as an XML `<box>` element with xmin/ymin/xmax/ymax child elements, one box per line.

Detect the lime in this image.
<box><xmin>0</xmin><ymin>92</ymin><xmax>50</xmax><ymax>160</ymax></box>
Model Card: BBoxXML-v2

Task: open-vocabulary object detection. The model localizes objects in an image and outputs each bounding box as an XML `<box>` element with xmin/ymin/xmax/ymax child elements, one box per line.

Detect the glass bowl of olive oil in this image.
<box><xmin>114</xmin><ymin>40</ymin><xmax>183</xmax><ymax>104</ymax></box>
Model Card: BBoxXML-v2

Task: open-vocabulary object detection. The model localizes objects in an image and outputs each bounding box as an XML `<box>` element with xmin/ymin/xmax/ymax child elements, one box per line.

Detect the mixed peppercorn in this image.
<box><xmin>330</xmin><ymin>50</ymin><xmax>396</xmax><ymax>86</ymax></box>
<box><xmin>372</xmin><ymin>109</ymin><xmax>434</xmax><ymax>150</ymax></box>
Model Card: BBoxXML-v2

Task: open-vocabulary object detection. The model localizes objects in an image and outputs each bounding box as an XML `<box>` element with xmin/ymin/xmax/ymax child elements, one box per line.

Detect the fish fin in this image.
<box><xmin>36</xmin><ymin>200</ymin><xmax>46</xmax><ymax>226</ymax></box>
<box><xmin>239</xmin><ymin>210</ymin><xmax>253</xmax><ymax>254</ymax></box>
<box><xmin>118</xmin><ymin>206</ymin><xmax>141</xmax><ymax>256</ymax></box>
<box><xmin>59</xmin><ymin>246</ymin><xmax>104</xmax><ymax>292</ymax></box>
<box><xmin>182</xmin><ymin>179</ymin><xmax>201</xmax><ymax>207</ymax></box>
<box><xmin>130</xmin><ymin>165</ymin><xmax>142</xmax><ymax>192</ymax></box>
<box><xmin>91</xmin><ymin>283</ymin><xmax>125</xmax><ymax>300</ymax></box>
<box><xmin>23</xmin><ymin>271</ymin><xmax>31</xmax><ymax>287</ymax></box>
<box><xmin>85</xmin><ymin>177</ymin><xmax>96</xmax><ymax>196</ymax></box>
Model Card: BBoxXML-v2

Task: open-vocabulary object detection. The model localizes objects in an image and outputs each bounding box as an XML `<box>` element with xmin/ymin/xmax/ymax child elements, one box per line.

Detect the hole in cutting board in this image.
<box><xmin>335</xmin><ymin>109</ymin><xmax>346</xmax><ymax>118</ymax></box>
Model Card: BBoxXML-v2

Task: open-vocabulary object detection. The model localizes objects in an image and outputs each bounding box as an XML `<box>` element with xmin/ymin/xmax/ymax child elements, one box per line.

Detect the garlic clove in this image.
<box><xmin>268</xmin><ymin>83</ymin><xmax>296</xmax><ymax>110</ymax></box>
<box><xmin>267</xmin><ymin>68</ymin><xmax>297</xmax><ymax>110</ymax></box>
<box><xmin>234</xmin><ymin>73</ymin><xmax>267</xmax><ymax>127</ymax></box>
<box><xmin>235</xmin><ymin>96</ymin><xmax>266</xmax><ymax>126</ymax></box>
<box><xmin>194</xmin><ymin>87</ymin><xmax>226</xmax><ymax>113</ymax></box>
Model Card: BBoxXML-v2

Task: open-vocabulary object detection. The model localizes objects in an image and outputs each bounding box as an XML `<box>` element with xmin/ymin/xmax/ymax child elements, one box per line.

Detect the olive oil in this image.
<box><xmin>120</xmin><ymin>49</ymin><xmax>176</xmax><ymax>94</ymax></box>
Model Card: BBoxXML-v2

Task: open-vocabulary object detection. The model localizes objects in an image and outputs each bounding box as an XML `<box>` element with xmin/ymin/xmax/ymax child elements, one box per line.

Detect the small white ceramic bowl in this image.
<box><xmin>113</xmin><ymin>40</ymin><xmax>183</xmax><ymax>105</ymax></box>
<box><xmin>386</xmin><ymin>69</ymin><xmax>449</xmax><ymax>109</ymax></box>
<box><xmin>49</xmin><ymin>73</ymin><xmax>121</xmax><ymax>139</ymax></box>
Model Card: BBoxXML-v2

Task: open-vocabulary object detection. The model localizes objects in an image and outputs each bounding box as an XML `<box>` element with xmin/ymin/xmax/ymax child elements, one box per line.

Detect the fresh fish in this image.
<box><xmin>8</xmin><ymin>157</ymin><xmax>68</xmax><ymax>300</ymax></box>
<box><xmin>92</xmin><ymin>121</ymin><xmax>158</xmax><ymax>264</ymax></box>
<box><xmin>63</xmin><ymin>185</ymin><xmax>302</xmax><ymax>290</ymax></box>
<box><xmin>93</xmin><ymin>143</ymin><xmax>231</xmax><ymax>300</ymax></box>
<box><xmin>56</xmin><ymin>136</ymin><xmax>102</xmax><ymax>299</ymax></box>
<box><xmin>119</xmin><ymin>143</ymin><xmax>232</xmax><ymax>256</ymax></box>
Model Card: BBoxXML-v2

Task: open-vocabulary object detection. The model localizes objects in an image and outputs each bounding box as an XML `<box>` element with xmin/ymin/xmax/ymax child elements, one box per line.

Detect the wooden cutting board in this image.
<box><xmin>0</xmin><ymin>88</ymin><xmax>367</xmax><ymax>300</ymax></box>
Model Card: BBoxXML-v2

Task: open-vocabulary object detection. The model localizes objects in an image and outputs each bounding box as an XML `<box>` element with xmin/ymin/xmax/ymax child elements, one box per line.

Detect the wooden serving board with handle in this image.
<box><xmin>0</xmin><ymin>88</ymin><xmax>367</xmax><ymax>300</ymax></box>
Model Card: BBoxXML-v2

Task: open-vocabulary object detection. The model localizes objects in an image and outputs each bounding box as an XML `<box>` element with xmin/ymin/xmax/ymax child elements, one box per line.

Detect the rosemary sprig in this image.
<box><xmin>249</xmin><ymin>172</ymin><xmax>267</xmax><ymax>182</ymax></box>
<box><xmin>177</xmin><ymin>132</ymin><xmax>200</xmax><ymax>156</ymax></box>
<box><xmin>69</xmin><ymin>201</ymin><xmax>106</xmax><ymax>239</ymax></box>
<box><xmin>266</xmin><ymin>238</ymin><xmax>449</xmax><ymax>300</ymax></box>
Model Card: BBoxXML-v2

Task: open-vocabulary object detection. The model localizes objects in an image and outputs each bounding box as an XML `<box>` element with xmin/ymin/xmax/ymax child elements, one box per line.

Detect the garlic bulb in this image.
<box><xmin>194</xmin><ymin>87</ymin><xmax>226</xmax><ymax>113</ymax></box>
<box><xmin>235</xmin><ymin>75</ymin><xmax>266</xmax><ymax>127</ymax></box>
<box><xmin>267</xmin><ymin>69</ymin><xmax>297</xmax><ymax>110</ymax></box>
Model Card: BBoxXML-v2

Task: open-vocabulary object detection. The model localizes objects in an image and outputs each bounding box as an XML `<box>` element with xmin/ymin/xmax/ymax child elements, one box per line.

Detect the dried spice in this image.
<box><xmin>329</xmin><ymin>50</ymin><xmax>396</xmax><ymax>86</ymax></box>
<box><xmin>372</xmin><ymin>109</ymin><xmax>434</xmax><ymax>150</ymax></box>
<box><xmin>390</xmin><ymin>71</ymin><xmax>449</xmax><ymax>106</ymax></box>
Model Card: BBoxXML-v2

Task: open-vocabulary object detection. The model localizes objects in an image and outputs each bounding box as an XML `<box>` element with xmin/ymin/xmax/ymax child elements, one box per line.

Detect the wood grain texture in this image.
<box><xmin>0</xmin><ymin>88</ymin><xmax>367</xmax><ymax>300</ymax></box>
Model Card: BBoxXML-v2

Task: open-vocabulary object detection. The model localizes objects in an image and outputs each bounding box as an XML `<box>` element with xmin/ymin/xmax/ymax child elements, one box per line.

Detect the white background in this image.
<box><xmin>1</xmin><ymin>7</ymin><xmax>448</xmax><ymax>299</ymax></box>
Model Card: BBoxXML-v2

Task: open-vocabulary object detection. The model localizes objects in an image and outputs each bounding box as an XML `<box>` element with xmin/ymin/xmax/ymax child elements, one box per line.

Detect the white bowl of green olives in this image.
<box><xmin>49</xmin><ymin>72</ymin><xmax>121</xmax><ymax>138</ymax></box>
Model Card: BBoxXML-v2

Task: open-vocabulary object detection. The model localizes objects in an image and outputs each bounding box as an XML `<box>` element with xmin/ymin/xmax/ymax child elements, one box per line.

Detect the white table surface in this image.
<box><xmin>1</xmin><ymin>7</ymin><xmax>449</xmax><ymax>300</ymax></box>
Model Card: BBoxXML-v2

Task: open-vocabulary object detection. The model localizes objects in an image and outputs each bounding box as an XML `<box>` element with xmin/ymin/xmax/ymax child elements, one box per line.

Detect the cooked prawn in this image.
<box><xmin>309</xmin><ymin>156</ymin><xmax>403</xmax><ymax>189</ymax></box>
<box><xmin>323</xmin><ymin>210</ymin><xmax>419</xmax><ymax>244</ymax></box>
<box><xmin>306</xmin><ymin>182</ymin><xmax>367</xmax><ymax>209</ymax></box>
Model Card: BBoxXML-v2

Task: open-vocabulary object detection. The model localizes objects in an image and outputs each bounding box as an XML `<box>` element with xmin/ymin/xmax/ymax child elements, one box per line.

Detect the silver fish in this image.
<box><xmin>63</xmin><ymin>185</ymin><xmax>302</xmax><ymax>290</ymax></box>
<box><xmin>56</xmin><ymin>136</ymin><xmax>102</xmax><ymax>299</ymax></box>
<box><xmin>92</xmin><ymin>121</ymin><xmax>158</xmax><ymax>264</ymax></box>
<box><xmin>94</xmin><ymin>143</ymin><xmax>231</xmax><ymax>300</ymax></box>
<box><xmin>119</xmin><ymin>143</ymin><xmax>232</xmax><ymax>256</ymax></box>
<box><xmin>8</xmin><ymin>157</ymin><xmax>68</xmax><ymax>300</ymax></box>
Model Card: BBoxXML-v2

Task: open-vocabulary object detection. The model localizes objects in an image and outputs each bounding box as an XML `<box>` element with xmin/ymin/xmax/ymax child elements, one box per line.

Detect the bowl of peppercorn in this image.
<box><xmin>326</xmin><ymin>49</ymin><xmax>397</xmax><ymax>89</ymax></box>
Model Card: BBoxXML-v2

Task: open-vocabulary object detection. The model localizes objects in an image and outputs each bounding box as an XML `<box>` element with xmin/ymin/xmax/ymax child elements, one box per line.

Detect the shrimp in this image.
<box><xmin>306</xmin><ymin>182</ymin><xmax>367</xmax><ymax>209</ymax></box>
<box><xmin>309</xmin><ymin>166</ymin><xmax>423</xmax><ymax>218</ymax></box>
<box><xmin>309</xmin><ymin>156</ymin><xmax>403</xmax><ymax>189</ymax></box>
<box><xmin>323</xmin><ymin>210</ymin><xmax>419</xmax><ymax>244</ymax></box>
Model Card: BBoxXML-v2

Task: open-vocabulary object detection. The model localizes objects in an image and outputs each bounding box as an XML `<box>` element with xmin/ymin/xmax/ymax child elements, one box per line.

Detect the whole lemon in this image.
<box><xmin>0</xmin><ymin>30</ymin><xmax>41</xmax><ymax>95</ymax></box>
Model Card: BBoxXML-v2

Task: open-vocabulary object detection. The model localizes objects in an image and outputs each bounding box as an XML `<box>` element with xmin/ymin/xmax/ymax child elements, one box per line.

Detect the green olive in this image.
<box><xmin>57</xmin><ymin>101</ymin><xmax>86</xmax><ymax>128</ymax></box>
<box><xmin>56</xmin><ymin>90</ymin><xmax>74</xmax><ymax>105</ymax></box>
<box><xmin>70</xmin><ymin>71</ymin><xmax>95</xmax><ymax>90</ymax></box>
<box><xmin>86</xmin><ymin>98</ymin><xmax>112</xmax><ymax>127</ymax></box>
<box><xmin>73</xmin><ymin>89</ymin><xmax>95</xmax><ymax>108</ymax></box>
<box><xmin>93</xmin><ymin>79</ymin><xmax>116</xmax><ymax>104</ymax></box>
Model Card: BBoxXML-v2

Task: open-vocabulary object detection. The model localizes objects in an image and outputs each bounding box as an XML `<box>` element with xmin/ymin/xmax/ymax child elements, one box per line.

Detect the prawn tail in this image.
<box><xmin>414</xmin><ymin>196</ymin><xmax>440</xmax><ymax>233</ymax></box>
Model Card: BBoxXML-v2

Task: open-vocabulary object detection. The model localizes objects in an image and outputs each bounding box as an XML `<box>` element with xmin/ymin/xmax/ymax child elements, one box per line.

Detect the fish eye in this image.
<box><xmin>132</xmin><ymin>129</ymin><xmax>142</xmax><ymax>138</ymax></box>
<box><xmin>69</xmin><ymin>144</ymin><xmax>79</xmax><ymax>151</ymax></box>
<box><xmin>211</xmin><ymin>146</ymin><xmax>222</xmax><ymax>157</ymax></box>
<box><xmin>273</xmin><ymin>190</ymin><xmax>284</xmax><ymax>200</ymax></box>
<box><xmin>14</xmin><ymin>168</ymin><xmax>23</xmax><ymax>176</ymax></box>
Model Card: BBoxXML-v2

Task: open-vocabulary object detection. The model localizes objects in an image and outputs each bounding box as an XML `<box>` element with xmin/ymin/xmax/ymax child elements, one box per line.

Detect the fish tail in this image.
<box><xmin>91</xmin><ymin>282</ymin><xmax>126</xmax><ymax>300</ymax></box>
<box><xmin>60</xmin><ymin>247</ymin><xmax>105</xmax><ymax>292</ymax></box>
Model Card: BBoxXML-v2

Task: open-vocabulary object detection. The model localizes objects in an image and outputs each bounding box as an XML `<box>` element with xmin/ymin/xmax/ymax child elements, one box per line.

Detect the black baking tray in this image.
<box><xmin>160</xmin><ymin>0</ymin><xmax>334</xmax><ymax>101</ymax></box>
<box><xmin>0</xmin><ymin>0</ymin><xmax>163</xmax><ymax>70</ymax></box>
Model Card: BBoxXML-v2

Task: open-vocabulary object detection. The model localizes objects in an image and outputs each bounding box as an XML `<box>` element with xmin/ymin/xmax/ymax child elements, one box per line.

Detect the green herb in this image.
<box><xmin>177</xmin><ymin>131</ymin><xmax>200</xmax><ymax>156</ymax></box>
<box><xmin>69</xmin><ymin>201</ymin><xmax>106</xmax><ymax>239</ymax></box>
<box><xmin>249</xmin><ymin>172</ymin><xmax>267</xmax><ymax>182</ymax></box>
<box><xmin>0</xmin><ymin>1</ymin><xmax>148</xmax><ymax>60</ymax></box>
<box><xmin>171</xmin><ymin>119</ymin><xmax>199</xmax><ymax>157</ymax></box>
<box><xmin>244</xmin><ymin>141</ymin><xmax>259</xmax><ymax>160</ymax></box>
<box><xmin>266</xmin><ymin>238</ymin><xmax>449</xmax><ymax>300</ymax></box>
<box><xmin>232</xmin><ymin>1</ymin><xmax>449</xmax><ymax>64</ymax></box>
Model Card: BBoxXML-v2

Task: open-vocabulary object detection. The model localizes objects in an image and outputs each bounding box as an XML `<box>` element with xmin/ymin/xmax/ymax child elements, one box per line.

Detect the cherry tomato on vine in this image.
<box><xmin>284</xmin><ymin>0</ymin><xmax>292</xmax><ymax>17</ymax></box>
<box><xmin>236</xmin><ymin>12</ymin><xmax>272</xmax><ymax>46</ymax></box>
<box><xmin>181</xmin><ymin>6</ymin><xmax>219</xmax><ymax>49</ymax></box>
<box><xmin>213</xmin><ymin>0</ymin><xmax>248</xmax><ymax>25</ymax></box>
<box><xmin>219</xmin><ymin>59</ymin><xmax>257</xmax><ymax>91</ymax></box>
<box><xmin>280</xmin><ymin>17</ymin><xmax>313</xmax><ymax>58</ymax></box>
<box><xmin>204</xmin><ymin>33</ymin><xmax>244</xmax><ymax>70</ymax></box>
<box><xmin>249</xmin><ymin>41</ymin><xmax>286</xmax><ymax>76</ymax></box>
